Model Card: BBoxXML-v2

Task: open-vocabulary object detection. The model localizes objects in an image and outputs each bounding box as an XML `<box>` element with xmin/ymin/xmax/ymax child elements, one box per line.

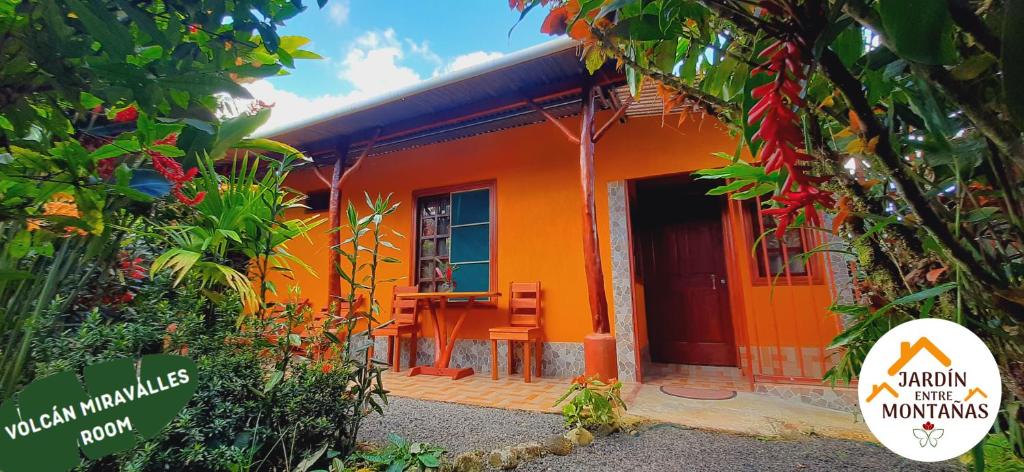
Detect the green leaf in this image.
<box><xmin>65</xmin><ymin>0</ymin><xmax>132</xmax><ymax>59</ymax></box>
<box><xmin>831</xmin><ymin>26</ymin><xmax>864</xmax><ymax>68</ymax></box>
<box><xmin>418</xmin><ymin>453</ymin><xmax>440</xmax><ymax>468</ymax></box>
<box><xmin>79</xmin><ymin>92</ymin><xmax>103</xmax><ymax>110</ymax></box>
<box><xmin>89</xmin><ymin>144</ymin><xmax>132</xmax><ymax>160</ymax></box>
<box><xmin>8</xmin><ymin>230</ymin><xmax>31</xmax><ymax>259</ymax></box>
<box><xmin>233</xmin><ymin>138</ymin><xmax>306</xmax><ymax>159</ymax></box>
<box><xmin>0</xmin><ymin>270</ymin><xmax>34</xmax><ymax>281</ymax></box>
<box><xmin>878</xmin><ymin>0</ymin><xmax>958</xmax><ymax>65</ymax></box>
<box><xmin>0</xmin><ymin>115</ymin><xmax>12</xmax><ymax>131</ymax></box>
<box><xmin>209</xmin><ymin>109</ymin><xmax>272</xmax><ymax>159</ymax></box>
<box><xmin>1004</xmin><ymin>0</ymin><xmax>1024</xmax><ymax>126</ymax></box>
<box><xmin>113</xmin><ymin>0</ymin><xmax>170</xmax><ymax>49</ymax></box>
<box><xmin>264</xmin><ymin>370</ymin><xmax>284</xmax><ymax>393</ymax></box>
<box><xmin>890</xmin><ymin>282</ymin><xmax>957</xmax><ymax>305</ymax></box>
<box><xmin>150</xmin><ymin>144</ymin><xmax>185</xmax><ymax>157</ymax></box>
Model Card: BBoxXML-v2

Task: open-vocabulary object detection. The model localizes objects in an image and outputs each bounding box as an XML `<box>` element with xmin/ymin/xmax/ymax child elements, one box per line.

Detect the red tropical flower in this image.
<box><xmin>188</xmin><ymin>24</ymin><xmax>199</xmax><ymax>34</ymax></box>
<box><xmin>113</xmin><ymin>106</ymin><xmax>138</xmax><ymax>122</ymax></box>
<box><xmin>96</xmin><ymin>157</ymin><xmax>117</xmax><ymax>180</ymax></box>
<box><xmin>747</xmin><ymin>1</ymin><xmax>834</xmax><ymax>235</ymax></box>
<box><xmin>118</xmin><ymin>253</ymin><xmax>147</xmax><ymax>280</ymax></box>
<box><xmin>148</xmin><ymin>150</ymin><xmax>205</xmax><ymax>206</ymax></box>
<box><xmin>154</xmin><ymin>133</ymin><xmax>178</xmax><ymax>146</ymax></box>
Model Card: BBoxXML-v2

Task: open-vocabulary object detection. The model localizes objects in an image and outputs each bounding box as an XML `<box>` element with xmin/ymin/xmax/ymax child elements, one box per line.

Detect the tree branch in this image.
<box><xmin>818</xmin><ymin>48</ymin><xmax>1005</xmax><ymax>289</ymax></box>
<box><xmin>527</xmin><ymin>99</ymin><xmax>580</xmax><ymax>144</ymax></box>
<box><xmin>844</xmin><ymin>0</ymin><xmax>1024</xmax><ymax>166</ymax></box>
<box><xmin>947</xmin><ymin>0</ymin><xmax>1002</xmax><ymax>57</ymax></box>
<box><xmin>593</xmin><ymin>96</ymin><xmax>633</xmax><ymax>142</ymax></box>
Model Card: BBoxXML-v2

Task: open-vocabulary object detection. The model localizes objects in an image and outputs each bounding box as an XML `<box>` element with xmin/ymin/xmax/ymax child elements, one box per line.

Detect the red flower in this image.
<box><xmin>113</xmin><ymin>106</ymin><xmax>138</xmax><ymax>122</ymax></box>
<box><xmin>189</xmin><ymin>24</ymin><xmax>199</xmax><ymax>34</ymax></box>
<box><xmin>922</xmin><ymin>421</ymin><xmax>935</xmax><ymax>431</ymax></box>
<box><xmin>747</xmin><ymin>4</ymin><xmax>834</xmax><ymax>235</ymax></box>
<box><xmin>148</xmin><ymin>150</ymin><xmax>205</xmax><ymax>206</ymax></box>
<box><xmin>118</xmin><ymin>254</ymin><xmax>147</xmax><ymax>280</ymax></box>
<box><xmin>154</xmin><ymin>133</ymin><xmax>178</xmax><ymax>146</ymax></box>
<box><xmin>96</xmin><ymin>158</ymin><xmax>116</xmax><ymax>180</ymax></box>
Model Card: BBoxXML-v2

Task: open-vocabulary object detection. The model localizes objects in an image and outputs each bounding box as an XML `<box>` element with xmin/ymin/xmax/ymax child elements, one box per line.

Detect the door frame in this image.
<box><xmin>623</xmin><ymin>172</ymin><xmax>752</xmax><ymax>382</ymax></box>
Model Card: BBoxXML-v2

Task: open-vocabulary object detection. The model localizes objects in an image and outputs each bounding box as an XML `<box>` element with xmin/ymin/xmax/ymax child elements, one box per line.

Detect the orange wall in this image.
<box><xmin>272</xmin><ymin>112</ymin><xmax>840</xmax><ymax>368</ymax></box>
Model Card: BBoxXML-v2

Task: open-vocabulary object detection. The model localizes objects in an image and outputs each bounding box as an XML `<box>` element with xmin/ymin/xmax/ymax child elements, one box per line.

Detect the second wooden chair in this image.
<box><xmin>489</xmin><ymin>282</ymin><xmax>543</xmax><ymax>382</ymax></box>
<box><xmin>372</xmin><ymin>286</ymin><xmax>420</xmax><ymax>372</ymax></box>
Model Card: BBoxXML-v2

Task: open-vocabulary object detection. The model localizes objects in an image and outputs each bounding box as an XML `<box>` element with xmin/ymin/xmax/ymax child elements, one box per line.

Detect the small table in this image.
<box><xmin>396</xmin><ymin>291</ymin><xmax>501</xmax><ymax>380</ymax></box>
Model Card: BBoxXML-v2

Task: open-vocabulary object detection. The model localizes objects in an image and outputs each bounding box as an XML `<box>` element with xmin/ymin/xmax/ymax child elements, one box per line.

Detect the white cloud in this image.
<box><xmin>243</xmin><ymin>30</ymin><xmax>507</xmax><ymax>135</ymax></box>
<box><xmin>445</xmin><ymin>51</ymin><xmax>505</xmax><ymax>73</ymax></box>
<box><xmin>339</xmin><ymin>29</ymin><xmax>422</xmax><ymax>97</ymax></box>
<box><xmin>242</xmin><ymin>80</ymin><xmax>355</xmax><ymax>135</ymax></box>
<box><xmin>327</xmin><ymin>1</ymin><xmax>349</xmax><ymax>25</ymax></box>
<box><xmin>406</xmin><ymin>38</ymin><xmax>442</xmax><ymax>66</ymax></box>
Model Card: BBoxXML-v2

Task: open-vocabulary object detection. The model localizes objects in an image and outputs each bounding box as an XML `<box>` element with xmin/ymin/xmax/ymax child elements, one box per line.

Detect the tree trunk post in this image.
<box><xmin>327</xmin><ymin>143</ymin><xmax>347</xmax><ymax>313</ymax></box>
<box><xmin>578</xmin><ymin>85</ymin><xmax>617</xmax><ymax>380</ymax></box>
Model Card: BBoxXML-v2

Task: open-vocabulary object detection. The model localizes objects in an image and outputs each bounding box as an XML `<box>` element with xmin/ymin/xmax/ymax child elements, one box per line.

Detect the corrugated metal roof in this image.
<box><xmin>265</xmin><ymin>38</ymin><xmax>626</xmax><ymax>159</ymax></box>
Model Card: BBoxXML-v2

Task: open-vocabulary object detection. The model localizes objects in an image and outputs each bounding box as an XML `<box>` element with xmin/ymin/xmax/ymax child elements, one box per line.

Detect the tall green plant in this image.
<box><xmin>328</xmin><ymin>194</ymin><xmax>402</xmax><ymax>455</ymax></box>
<box><xmin>150</xmin><ymin>151</ymin><xmax>321</xmax><ymax>316</ymax></box>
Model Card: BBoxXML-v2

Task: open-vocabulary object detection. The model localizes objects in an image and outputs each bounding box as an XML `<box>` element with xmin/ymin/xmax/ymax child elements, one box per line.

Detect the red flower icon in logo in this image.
<box><xmin>914</xmin><ymin>422</ymin><xmax>943</xmax><ymax>447</ymax></box>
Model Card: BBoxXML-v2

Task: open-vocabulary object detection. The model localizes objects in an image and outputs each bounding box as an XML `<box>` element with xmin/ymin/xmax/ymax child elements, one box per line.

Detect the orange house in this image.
<box><xmin>267</xmin><ymin>39</ymin><xmax>857</xmax><ymax>411</ymax></box>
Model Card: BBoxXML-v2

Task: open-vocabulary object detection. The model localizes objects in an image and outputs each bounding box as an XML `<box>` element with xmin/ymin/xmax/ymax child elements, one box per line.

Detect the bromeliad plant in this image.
<box><xmin>517</xmin><ymin>0</ymin><xmax>1024</xmax><ymax>460</ymax></box>
<box><xmin>554</xmin><ymin>375</ymin><xmax>627</xmax><ymax>429</ymax></box>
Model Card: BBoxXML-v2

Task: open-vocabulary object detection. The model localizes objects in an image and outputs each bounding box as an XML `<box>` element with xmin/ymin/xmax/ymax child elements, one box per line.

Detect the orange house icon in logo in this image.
<box><xmin>867</xmin><ymin>337</ymin><xmax>954</xmax><ymax>404</ymax></box>
<box><xmin>887</xmin><ymin>337</ymin><xmax>951</xmax><ymax>376</ymax></box>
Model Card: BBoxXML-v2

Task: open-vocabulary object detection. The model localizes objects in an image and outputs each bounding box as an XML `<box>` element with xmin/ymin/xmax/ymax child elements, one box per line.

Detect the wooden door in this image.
<box><xmin>634</xmin><ymin>178</ymin><xmax>736</xmax><ymax>366</ymax></box>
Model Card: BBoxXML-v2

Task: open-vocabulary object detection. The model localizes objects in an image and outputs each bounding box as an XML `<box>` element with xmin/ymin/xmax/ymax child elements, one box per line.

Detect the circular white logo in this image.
<box><xmin>858</xmin><ymin>318</ymin><xmax>1001</xmax><ymax>462</ymax></box>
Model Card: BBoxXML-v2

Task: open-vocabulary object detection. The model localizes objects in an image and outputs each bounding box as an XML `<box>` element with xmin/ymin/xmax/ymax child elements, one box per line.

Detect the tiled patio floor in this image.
<box><xmin>381</xmin><ymin>371</ymin><xmax>573</xmax><ymax>413</ymax></box>
<box><xmin>640</xmin><ymin>363</ymin><xmax>753</xmax><ymax>392</ymax></box>
<box><xmin>381</xmin><ymin>370</ymin><xmax>874</xmax><ymax>442</ymax></box>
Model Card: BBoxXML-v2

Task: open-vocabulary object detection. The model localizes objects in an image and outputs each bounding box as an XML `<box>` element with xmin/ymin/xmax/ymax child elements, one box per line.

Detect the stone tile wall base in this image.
<box><xmin>755</xmin><ymin>383</ymin><xmax>859</xmax><ymax>413</ymax></box>
<box><xmin>371</xmin><ymin>337</ymin><xmax>585</xmax><ymax>379</ymax></box>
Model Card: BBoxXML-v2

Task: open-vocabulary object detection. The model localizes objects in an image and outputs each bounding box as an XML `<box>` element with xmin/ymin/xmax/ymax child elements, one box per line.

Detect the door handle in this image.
<box><xmin>710</xmin><ymin>274</ymin><xmax>717</xmax><ymax>290</ymax></box>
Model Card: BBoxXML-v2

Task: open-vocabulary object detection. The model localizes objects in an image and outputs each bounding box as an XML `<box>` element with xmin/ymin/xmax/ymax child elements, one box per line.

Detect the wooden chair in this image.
<box><xmin>489</xmin><ymin>282</ymin><xmax>543</xmax><ymax>382</ymax></box>
<box><xmin>371</xmin><ymin>286</ymin><xmax>420</xmax><ymax>372</ymax></box>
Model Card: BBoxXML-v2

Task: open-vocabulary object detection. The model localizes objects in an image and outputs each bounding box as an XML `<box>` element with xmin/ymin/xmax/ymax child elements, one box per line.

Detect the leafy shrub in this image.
<box><xmin>351</xmin><ymin>434</ymin><xmax>445</xmax><ymax>472</ymax></box>
<box><xmin>554</xmin><ymin>375</ymin><xmax>627</xmax><ymax>429</ymax></box>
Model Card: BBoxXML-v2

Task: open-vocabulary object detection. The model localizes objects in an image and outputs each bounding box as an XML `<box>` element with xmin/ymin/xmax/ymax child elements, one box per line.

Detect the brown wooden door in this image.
<box><xmin>634</xmin><ymin>177</ymin><xmax>736</xmax><ymax>366</ymax></box>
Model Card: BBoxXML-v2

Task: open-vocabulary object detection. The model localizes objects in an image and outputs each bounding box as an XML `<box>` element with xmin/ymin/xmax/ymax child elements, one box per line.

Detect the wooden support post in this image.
<box><xmin>326</xmin><ymin>128</ymin><xmax>383</xmax><ymax>311</ymax></box>
<box><xmin>529</xmin><ymin>85</ymin><xmax>632</xmax><ymax>381</ymax></box>
<box><xmin>327</xmin><ymin>139</ymin><xmax>349</xmax><ymax>312</ymax></box>
<box><xmin>578</xmin><ymin>86</ymin><xmax>611</xmax><ymax>334</ymax></box>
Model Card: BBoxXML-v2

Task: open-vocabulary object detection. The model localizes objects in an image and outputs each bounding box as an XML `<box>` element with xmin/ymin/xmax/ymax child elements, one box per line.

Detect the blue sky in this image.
<box><xmin>248</xmin><ymin>1</ymin><xmax>550</xmax><ymax>133</ymax></box>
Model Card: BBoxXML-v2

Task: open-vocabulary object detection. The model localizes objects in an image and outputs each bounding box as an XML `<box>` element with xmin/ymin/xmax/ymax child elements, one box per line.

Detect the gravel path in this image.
<box><xmin>359</xmin><ymin>397</ymin><xmax>960</xmax><ymax>471</ymax></box>
<box><xmin>358</xmin><ymin>396</ymin><xmax>565</xmax><ymax>456</ymax></box>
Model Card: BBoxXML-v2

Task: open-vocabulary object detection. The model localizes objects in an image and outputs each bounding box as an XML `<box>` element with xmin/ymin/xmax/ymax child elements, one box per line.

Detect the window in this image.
<box><xmin>415</xmin><ymin>185</ymin><xmax>493</xmax><ymax>293</ymax></box>
<box><xmin>747</xmin><ymin>202</ymin><xmax>812</xmax><ymax>279</ymax></box>
<box><xmin>304</xmin><ymin>190</ymin><xmax>330</xmax><ymax>212</ymax></box>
